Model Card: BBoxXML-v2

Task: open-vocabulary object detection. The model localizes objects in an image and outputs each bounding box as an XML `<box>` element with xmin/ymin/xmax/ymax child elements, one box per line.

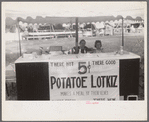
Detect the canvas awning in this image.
<box><xmin>4</xmin><ymin>2</ymin><xmax>145</xmax><ymax>19</ymax></box>
<box><xmin>3</xmin><ymin>2</ymin><xmax>146</xmax><ymax>54</ymax></box>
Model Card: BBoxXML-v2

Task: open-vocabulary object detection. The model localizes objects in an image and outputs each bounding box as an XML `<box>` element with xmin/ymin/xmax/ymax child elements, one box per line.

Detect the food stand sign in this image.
<box><xmin>49</xmin><ymin>57</ymin><xmax>119</xmax><ymax>101</ymax></box>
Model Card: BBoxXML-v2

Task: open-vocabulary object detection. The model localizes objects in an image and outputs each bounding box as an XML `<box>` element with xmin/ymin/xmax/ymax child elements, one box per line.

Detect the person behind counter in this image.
<box><xmin>70</xmin><ymin>39</ymin><xmax>89</xmax><ymax>54</ymax></box>
<box><xmin>93</xmin><ymin>40</ymin><xmax>104</xmax><ymax>53</ymax></box>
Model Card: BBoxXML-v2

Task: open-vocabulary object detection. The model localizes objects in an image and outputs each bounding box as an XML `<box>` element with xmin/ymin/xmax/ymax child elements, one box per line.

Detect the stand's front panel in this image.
<box><xmin>120</xmin><ymin>59</ymin><xmax>140</xmax><ymax>100</ymax></box>
<box><xmin>16</xmin><ymin>62</ymin><xmax>49</xmax><ymax>100</ymax></box>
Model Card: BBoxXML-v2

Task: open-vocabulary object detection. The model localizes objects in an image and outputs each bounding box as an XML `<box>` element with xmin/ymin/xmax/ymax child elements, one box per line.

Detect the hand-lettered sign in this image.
<box><xmin>49</xmin><ymin>59</ymin><xmax>119</xmax><ymax>101</ymax></box>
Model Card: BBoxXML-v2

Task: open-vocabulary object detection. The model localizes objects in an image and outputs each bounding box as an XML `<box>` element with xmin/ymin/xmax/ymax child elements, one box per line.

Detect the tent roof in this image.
<box><xmin>4</xmin><ymin>2</ymin><xmax>145</xmax><ymax>19</ymax></box>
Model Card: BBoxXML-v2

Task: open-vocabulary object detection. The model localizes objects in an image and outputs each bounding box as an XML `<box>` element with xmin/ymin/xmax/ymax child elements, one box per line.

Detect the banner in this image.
<box><xmin>49</xmin><ymin>58</ymin><xmax>119</xmax><ymax>101</ymax></box>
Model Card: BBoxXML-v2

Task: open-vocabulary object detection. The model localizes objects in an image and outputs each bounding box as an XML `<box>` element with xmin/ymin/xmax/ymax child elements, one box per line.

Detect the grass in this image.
<box><xmin>5</xmin><ymin>33</ymin><xmax>144</xmax><ymax>100</ymax></box>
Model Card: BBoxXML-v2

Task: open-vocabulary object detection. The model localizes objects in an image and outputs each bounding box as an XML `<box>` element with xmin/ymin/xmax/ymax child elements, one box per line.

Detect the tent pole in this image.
<box><xmin>122</xmin><ymin>17</ymin><xmax>124</xmax><ymax>46</ymax></box>
<box><xmin>91</xmin><ymin>23</ymin><xmax>92</xmax><ymax>36</ymax></box>
<box><xmin>17</xmin><ymin>18</ymin><xmax>22</xmax><ymax>57</ymax></box>
<box><xmin>52</xmin><ymin>25</ymin><xmax>56</xmax><ymax>38</ymax></box>
<box><xmin>75</xmin><ymin>17</ymin><xmax>78</xmax><ymax>54</ymax></box>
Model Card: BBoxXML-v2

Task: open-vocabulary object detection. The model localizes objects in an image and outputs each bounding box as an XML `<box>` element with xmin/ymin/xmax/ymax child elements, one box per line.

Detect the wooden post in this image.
<box><xmin>75</xmin><ymin>17</ymin><xmax>78</xmax><ymax>54</ymax></box>
<box><xmin>52</xmin><ymin>25</ymin><xmax>56</xmax><ymax>38</ymax></box>
<box><xmin>91</xmin><ymin>23</ymin><xmax>93</xmax><ymax>36</ymax></box>
<box><xmin>17</xmin><ymin>18</ymin><xmax>22</xmax><ymax>57</ymax></box>
<box><xmin>122</xmin><ymin>17</ymin><xmax>124</xmax><ymax>46</ymax></box>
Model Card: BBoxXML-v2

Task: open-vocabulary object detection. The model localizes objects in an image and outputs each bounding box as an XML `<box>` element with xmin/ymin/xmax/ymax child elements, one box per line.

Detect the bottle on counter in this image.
<box><xmin>37</xmin><ymin>47</ymin><xmax>43</xmax><ymax>55</ymax></box>
<box><xmin>32</xmin><ymin>52</ymin><xmax>37</xmax><ymax>58</ymax></box>
<box><xmin>120</xmin><ymin>46</ymin><xmax>124</xmax><ymax>55</ymax></box>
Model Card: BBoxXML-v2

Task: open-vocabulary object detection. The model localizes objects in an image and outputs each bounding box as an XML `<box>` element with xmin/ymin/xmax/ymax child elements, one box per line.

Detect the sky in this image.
<box><xmin>3</xmin><ymin>2</ymin><xmax>146</xmax><ymax>19</ymax></box>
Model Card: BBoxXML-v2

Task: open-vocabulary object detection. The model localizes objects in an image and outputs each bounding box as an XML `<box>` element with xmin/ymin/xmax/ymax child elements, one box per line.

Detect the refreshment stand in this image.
<box><xmin>7</xmin><ymin>6</ymin><xmax>141</xmax><ymax>101</ymax></box>
<box><xmin>15</xmin><ymin>52</ymin><xmax>140</xmax><ymax>100</ymax></box>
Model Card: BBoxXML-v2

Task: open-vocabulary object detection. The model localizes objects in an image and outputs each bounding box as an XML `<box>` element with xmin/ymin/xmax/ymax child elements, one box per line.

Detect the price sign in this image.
<box><xmin>49</xmin><ymin>59</ymin><xmax>119</xmax><ymax>101</ymax></box>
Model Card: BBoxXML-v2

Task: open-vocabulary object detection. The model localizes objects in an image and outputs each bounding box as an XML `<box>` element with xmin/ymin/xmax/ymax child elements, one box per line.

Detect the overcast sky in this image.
<box><xmin>3</xmin><ymin>2</ymin><xmax>146</xmax><ymax>19</ymax></box>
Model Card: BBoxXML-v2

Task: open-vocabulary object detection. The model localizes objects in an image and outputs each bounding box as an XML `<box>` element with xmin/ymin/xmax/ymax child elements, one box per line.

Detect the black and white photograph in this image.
<box><xmin>2</xmin><ymin>2</ymin><xmax>147</xmax><ymax>121</ymax></box>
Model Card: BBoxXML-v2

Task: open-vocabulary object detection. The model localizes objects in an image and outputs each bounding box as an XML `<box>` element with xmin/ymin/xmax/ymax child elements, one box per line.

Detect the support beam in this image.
<box><xmin>75</xmin><ymin>17</ymin><xmax>78</xmax><ymax>54</ymax></box>
<box><xmin>122</xmin><ymin>17</ymin><xmax>124</xmax><ymax>46</ymax></box>
<box><xmin>17</xmin><ymin>18</ymin><xmax>22</xmax><ymax>57</ymax></box>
